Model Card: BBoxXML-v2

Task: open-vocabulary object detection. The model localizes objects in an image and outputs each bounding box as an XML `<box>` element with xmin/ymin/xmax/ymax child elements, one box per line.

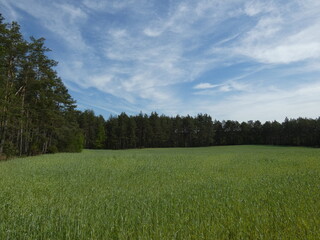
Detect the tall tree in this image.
<box><xmin>0</xmin><ymin>16</ymin><xmax>83</xmax><ymax>156</ymax></box>
<box><xmin>0</xmin><ymin>19</ymin><xmax>26</xmax><ymax>154</ymax></box>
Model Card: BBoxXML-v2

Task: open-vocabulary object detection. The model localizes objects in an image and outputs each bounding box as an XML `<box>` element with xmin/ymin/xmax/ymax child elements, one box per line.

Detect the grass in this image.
<box><xmin>0</xmin><ymin>145</ymin><xmax>319</xmax><ymax>239</ymax></box>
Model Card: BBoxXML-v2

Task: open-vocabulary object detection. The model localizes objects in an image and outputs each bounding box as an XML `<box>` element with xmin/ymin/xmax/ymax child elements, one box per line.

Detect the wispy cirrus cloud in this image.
<box><xmin>194</xmin><ymin>81</ymin><xmax>320</xmax><ymax>122</ymax></box>
<box><xmin>194</xmin><ymin>83</ymin><xmax>220</xmax><ymax>90</ymax></box>
<box><xmin>225</xmin><ymin>1</ymin><xmax>320</xmax><ymax>64</ymax></box>
<box><xmin>1</xmin><ymin>0</ymin><xmax>89</xmax><ymax>50</ymax></box>
<box><xmin>1</xmin><ymin>0</ymin><xmax>320</xmax><ymax>120</ymax></box>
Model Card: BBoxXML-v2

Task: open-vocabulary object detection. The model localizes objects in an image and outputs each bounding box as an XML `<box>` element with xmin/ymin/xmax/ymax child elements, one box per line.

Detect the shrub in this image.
<box><xmin>3</xmin><ymin>141</ymin><xmax>17</xmax><ymax>159</ymax></box>
<box><xmin>47</xmin><ymin>145</ymin><xmax>59</xmax><ymax>154</ymax></box>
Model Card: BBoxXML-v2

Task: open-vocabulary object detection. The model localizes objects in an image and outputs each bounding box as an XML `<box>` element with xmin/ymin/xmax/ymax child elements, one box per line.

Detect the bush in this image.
<box><xmin>30</xmin><ymin>142</ymin><xmax>41</xmax><ymax>156</ymax></box>
<box><xmin>47</xmin><ymin>145</ymin><xmax>59</xmax><ymax>154</ymax></box>
<box><xmin>3</xmin><ymin>141</ymin><xmax>17</xmax><ymax>159</ymax></box>
<box><xmin>57</xmin><ymin>127</ymin><xmax>84</xmax><ymax>153</ymax></box>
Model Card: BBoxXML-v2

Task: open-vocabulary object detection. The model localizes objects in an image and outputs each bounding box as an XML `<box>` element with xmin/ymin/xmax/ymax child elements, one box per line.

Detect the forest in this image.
<box><xmin>1</xmin><ymin>16</ymin><xmax>320</xmax><ymax>157</ymax></box>
<box><xmin>80</xmin><ymin>110</ymin><xmax>320</xmax><ymax>149</ymax></box>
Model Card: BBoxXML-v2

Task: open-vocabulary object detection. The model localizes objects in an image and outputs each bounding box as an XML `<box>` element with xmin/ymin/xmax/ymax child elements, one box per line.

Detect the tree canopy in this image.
<box><xmin>79</xmin><ymin>112</ymin><xmax>320</xmax><ymax>150</ymax></box>
<box><xmin>0</xmin><ymin>15</ymin><xmax>82</xmax><ymax>157</ymax></box>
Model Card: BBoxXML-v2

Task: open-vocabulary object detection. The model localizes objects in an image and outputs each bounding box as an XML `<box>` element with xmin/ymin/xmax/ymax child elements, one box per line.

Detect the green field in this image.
<box><xmin>0</xmin><ymin>146</ymin><xmax>319</xmax><ymax>239</ymax></box>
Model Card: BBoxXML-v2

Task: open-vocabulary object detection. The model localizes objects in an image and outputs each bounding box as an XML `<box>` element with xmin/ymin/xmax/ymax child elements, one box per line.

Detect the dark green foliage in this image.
<box><xmin>78</xmin><ymin>110</ymin><xmax>106</xmax><ymax>149</ymax></box>
<box><xmin>87</xmin><ymin>113</ymin><xmax>320</xmax><ymax>150</ymax></box>
<box><xmin>3</xmin><ymin>141</ymin><xmax>17</xmax><ymax>159</ymax></box>
<box><xmin>47</xmin><ymin>145</ymin><xmax>58</xmax><ymax>154</ymax></box>
<box><xmin>0</xmin><ymin>15</ymin><xmax>82</xmax><ymax>156</ymax></box>
<box><xmin>56</xmin><ymin>126</ymin><xmax>84</xmax><ymax>153</ymax></box>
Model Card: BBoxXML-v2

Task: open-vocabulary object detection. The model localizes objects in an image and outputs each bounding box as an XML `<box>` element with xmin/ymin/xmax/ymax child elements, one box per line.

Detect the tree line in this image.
<box><xmin>78</xmin><ymin>111</ymin><xmax>320</xmax><ymax>150</ymax></box>
<box><xmin>0</xmin><ymin>15</ymin><xmax>83</xmax><ymax>157</ymax></box>
<box><xmin>1</xmin><ymin>15</ymin><xmax>319</xmax><ymax>158</ymax></box>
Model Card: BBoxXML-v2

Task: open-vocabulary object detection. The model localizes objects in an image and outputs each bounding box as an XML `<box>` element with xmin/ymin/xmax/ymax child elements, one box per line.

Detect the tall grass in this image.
<box><xmin>0</xmin><ymin>146</ymin><xmax>319</xmax><ymax>239</ymax></box>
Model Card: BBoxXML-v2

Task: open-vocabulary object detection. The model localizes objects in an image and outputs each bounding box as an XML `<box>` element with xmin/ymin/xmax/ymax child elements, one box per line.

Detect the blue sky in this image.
<box><xmin>1</xmin><ymin>0</ymin><xmax>320</xmax><ymax>121</ymax></box>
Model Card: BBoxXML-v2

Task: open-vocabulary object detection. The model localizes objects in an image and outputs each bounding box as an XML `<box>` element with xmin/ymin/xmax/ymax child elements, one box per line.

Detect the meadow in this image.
<box><xmin>0</xmin><ymin>146</ymin><xmax>319</xmax><ymax>239</ymax></box>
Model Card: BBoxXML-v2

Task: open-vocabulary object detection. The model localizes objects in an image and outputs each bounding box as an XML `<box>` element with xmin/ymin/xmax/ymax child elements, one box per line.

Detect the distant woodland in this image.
<box><xmin>1</xmin><ymin>16</ymin><xmax>320</xmax><ymax>157</ymax></box>
<box><xmin>80</xmin><ymin>111</ymin><xmax>320</xmax><ymax>150</ymax></box>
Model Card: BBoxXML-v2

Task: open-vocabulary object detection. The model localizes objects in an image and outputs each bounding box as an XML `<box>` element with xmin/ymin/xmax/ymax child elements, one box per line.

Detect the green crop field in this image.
<box><xmin>0</xmin><ymin>146</ymin><xmax>319</xmax><ymax>239</ymax></box>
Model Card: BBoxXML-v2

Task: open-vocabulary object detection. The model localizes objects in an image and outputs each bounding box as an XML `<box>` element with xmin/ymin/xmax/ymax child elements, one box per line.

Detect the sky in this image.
<box><xmin>1</xmin><ymin>0</ymin><xmax>320</xmax><ymax>122</ymax></box>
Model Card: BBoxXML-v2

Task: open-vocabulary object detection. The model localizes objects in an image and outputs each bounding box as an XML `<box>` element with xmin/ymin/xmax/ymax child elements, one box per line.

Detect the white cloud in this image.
<box><xmin>66</xmin><ymin>0</ymin><xmax>320</xmax><ymax>118</ymax></box>
<box><xmin>219</xmin><ymin>85</ymin><xmax>232</xmax><ymax>92</ymax></box>
<box><xmin>236</xmin><ymin>22</ymin><xmax>320</xmax><ymax>64</ymax></box>
<box><xmin>1</xmin><ymin>0</ymin><xmax>89</xmax><ymax>50</ymax></box>
<box><xmin>94</xmin><ymin>0</ymin><xmax>251</xmax><ymax>105</ymax></box>
<box><xmin>190</xmin><ymin>81</ymin><xmax>320</xmax><ymax>121</ymax></box>
<box><xmin>194</xmin><ymin>80</ymin><xmax>251</xmax><ymax>95</ymax></box>
<box><xmin>58</xmin><ymin>3</ymin><xmax>87</xmax><ymax>21</ymax></box>
<box><xmin>226</xmin><ymin>1</ymin><xmax>320</xmax><ymax>64</ymax></box>
<box><xmin>194</xmin><ymin>83</ymin><xmax>220</xmax><ymax>89</ymax></box>
<box><xmin>143</xmin><ymin>28</ymin><xmax>163</xmax><ymax>37</ymax></box>
<box><xmin>0</xmin><ymin>1</ymin><xmax>19</xmax><ymax>20</ymax></box>
<box><xmin>244</xmin><ymin>0</ymin><xmax>275</xmax><ymax>17</ymax></box>
<box><xmin>2</xmin><ymin>0</ymin><xmax>320</xmax><ymax>120</ymax></box>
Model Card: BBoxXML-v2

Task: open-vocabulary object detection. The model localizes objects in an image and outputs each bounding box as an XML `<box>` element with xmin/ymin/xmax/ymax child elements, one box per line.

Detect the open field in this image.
<box><xmin>0</xmin><ymin>146</ymin><xmax>320</xmax><ymax>239</ymax></box>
